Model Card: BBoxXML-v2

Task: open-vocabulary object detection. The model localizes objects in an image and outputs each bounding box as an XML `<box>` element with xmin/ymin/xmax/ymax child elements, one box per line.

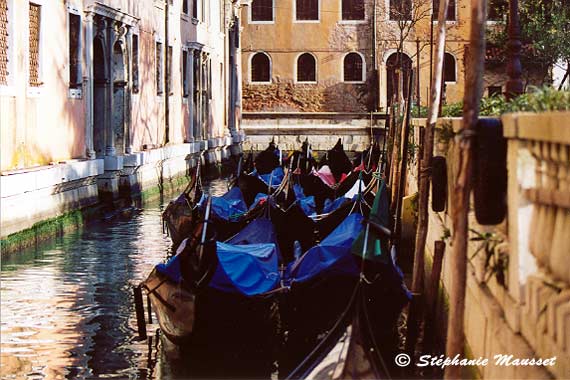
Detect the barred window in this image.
<box><xmin>342</xmin><ymin>0</ymin><xmax>365</xmax><ymax>20</ymax></box>
<box><xmin>156</xmin><ymin>41</ymin><xmax>163</xmax><ymax>95</ymax></box>
<box><xmin>344</xmin><ymin>52</ymin><xmax>364</xmax><ymax>82</ymax></box>
<box><xmin>69</xmin><ymin>13</ymin><xmax>81</xmax><ymax>88</ymax></box>
<box><xmin>432</xmin><ymin>0</ymin><xmax>456</xmax><ymax>20</ymax></box>
<box><xmin>167</xmin><ymin>45</ymin><xmax>172</xmax><ymax>95</ymax></box>
<box><xmin>296</xmin><ymin>0</ymin><xmax>319</xmax><ymax>21</ymax></box>
<box><xmin>192</xmin><ymin>0</ymin><xmax>198</xmax><ymax>18</ymax></box>
<box><xmin>251</xmin><ymin>52</ymin><xmax>270</xmax><ymax>82</ymax></box>
<box><xmin>0</xmin><ymin>0</ymin><xmax>9</xmax><ymax>86</ymax></box>
<box><xmin>182</xmin><ymin>49</ymin><xmax>189</xmax><ymax>97</ymax></box>
<box><xmin>297</xmin><ymin>53</ymin><xmax>316</xmax><ymax>82</ymax></box>
<box><xmin>389</xmin><ymin>0</ymin><xmax>412</xmax><ymax>21</ymax></box>
<box><xmin>251</xmin><ymin>0</ymin><xmax>273</xmax><ymax>22</ymax></box>
<box><xmin>132</xmin><ymin>34</ymin><xmax>139</xmax><ymax>92</ymax></box>
<box><xmin>29</xmin><ymin>3</ymin><xmax>42</xmax><ymax>87</ymax></box>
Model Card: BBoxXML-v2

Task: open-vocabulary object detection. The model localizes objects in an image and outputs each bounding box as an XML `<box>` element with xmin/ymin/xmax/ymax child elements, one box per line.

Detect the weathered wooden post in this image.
<box><xmin>406</xmin><ymin>0</ymin><xmax>450</xmax><ymax>355</ymax></box>
<box><xmin>506</xmin><ymin>0</ymin><xmax>523</xmax><ymax>99</ymax></box>
<box><xmin>444</xmin><ymin>0</ymin><xmax>487</xmax><ymax>378</ymax></box>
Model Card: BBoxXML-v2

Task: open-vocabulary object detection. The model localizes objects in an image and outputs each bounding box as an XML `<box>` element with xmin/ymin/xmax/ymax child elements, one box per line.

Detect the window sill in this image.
<box><xmin>296</xmin><ymin>81</ymin><xmax>318</xmax><ymax>85</ymax></box>
<box><xmin>338</xmin><ymin>19</ymin><xmax>367</xmax><ymax>25</ymax></box>
<box><xmin>343</xmin><ymin>81</ymin><xmax>365</xmax><ymax>85</ymax></box>
<box><xmin>27</xmin><ymin>86</ymin><xmax>45</xmax><ymax>98</ymax></box>
<box><xmin>182</xmin><ymin>97</ymin><xmax>189</xmax><ymax>104</ymax></box>
<box><xmin>249</xmin><ymin>20</ymin><xmax>275</xmax><ymax>25</ymax></box>
<box><xmin>293</xmin><ymin>19</ymin><xmax>320</xmax><ymax>24</ymax></box>
<box><xmin>0</xmin><ymin>86</ymin><xmax>16</xmax><ymax>97</ymax></box>
<box><xmin>181</xmin><ymin>13</ymin><xmax>190</xmax><ymax>22</ymax></box>
<box><xmin>68</xmin><ymin>88</ymin><xmax>82</xmax><ymax>99</ymax></box>
<box><xmin>250</xmin><ymin>81</ymin><xmax>272</xmax><ymax>85</ymax></box>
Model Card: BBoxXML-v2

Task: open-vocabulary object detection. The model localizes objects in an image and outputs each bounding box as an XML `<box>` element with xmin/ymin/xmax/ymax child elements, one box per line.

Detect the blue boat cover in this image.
<box><xmin>226</xmin><ymin>217</ymin><xmax>282</xmax><ymax>260</ymax></box>
<box><xmin>323</xmin><ymin>196</ymin><xmax>351</xmax><ymax>214</ymax></box>
<box><xmin>254</xmin><ymin>166</ymin><xmax>285</xmax><ymax>188</ymax></box>
<box><xmin>155</xmin><ymin>253</ymin><xmax>183</xmax><ymax>283</ymax></box>
<box><xmin>210</xmin><ymin>242</ymin><xmax>280</xmax><ymax>296</ymax></box>
<box><xmin>293</xmin><ymin>183</ymin><xmax>316</xmax><ymax>217</ymax></box>
<box><xmin>210</xmin><ymin>187</ymin><xmax>248</xmax><ymax>221</ymax></box>
<box><xmin>288</xmin><ymin>213</ymin><xmax>363</xmax><ymax>283</ymax></box>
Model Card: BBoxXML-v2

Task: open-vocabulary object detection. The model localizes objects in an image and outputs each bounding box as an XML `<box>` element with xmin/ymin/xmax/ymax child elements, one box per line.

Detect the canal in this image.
<box><xmin>1</xmin><ymin>178</ymin><xmax>245</xmax><ymax>380</ymax></box>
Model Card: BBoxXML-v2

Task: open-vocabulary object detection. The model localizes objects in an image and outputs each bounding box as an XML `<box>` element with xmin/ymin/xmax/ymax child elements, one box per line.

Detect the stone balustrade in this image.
<box><xmin>503</xmin><ymin>112</ymin><xmax>570</xmax><ymax>379</ymax></box>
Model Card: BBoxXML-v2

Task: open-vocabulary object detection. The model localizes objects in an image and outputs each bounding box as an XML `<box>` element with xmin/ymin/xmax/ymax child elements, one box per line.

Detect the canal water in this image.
<box><xmin>0</xmin><ymin>178</ymin><xmax>250</xmax><ymax>380</ymax></box>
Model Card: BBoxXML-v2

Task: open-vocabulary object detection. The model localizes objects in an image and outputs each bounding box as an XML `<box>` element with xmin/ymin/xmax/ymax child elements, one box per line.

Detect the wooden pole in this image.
<box><xmin>445</xmin><ymin>0</ymin><xmax>487</xmax><ymax>378</ymax></box>
<box><xmin>506</xmin><ymin>0</ymin><xmax>523</xmax><ymax>99</ymax></box>
<box><xmin>424</xmin><ymin>240</ymin><xmax>445</xmax><ymax>353</ymax></box>
<box><xmin>406</xmin><ymin>0</ymin><xmax>450</xmax><ymax>354</ymax></box>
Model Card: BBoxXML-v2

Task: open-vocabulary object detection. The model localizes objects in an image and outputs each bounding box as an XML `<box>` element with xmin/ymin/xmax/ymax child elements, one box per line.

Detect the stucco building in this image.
<box><xmin>239</xmin><ymin>0</ymin><xmax>550</xmax><ymax>114</ymax></box>
<box><xmin>0</xmin><ymin>0</ymin><xmax>245</xmax><ymax>244</ymax></box>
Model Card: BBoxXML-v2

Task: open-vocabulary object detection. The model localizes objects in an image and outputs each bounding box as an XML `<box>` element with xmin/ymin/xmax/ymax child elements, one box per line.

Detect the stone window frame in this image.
<box><xmin>431</xmin><ymin>0</ymin><xmax>457</xmax><ymax>23</ymax></box>
<box><xmin>443</xmin><ymin>51</ymin><xmax>457</xmax><ymax>84</ymax></box>
<box><xmin>294</xmin><ymin>0</ymin><xmax>321</xmax><ymax>23</ymax></box>
<box><xmin>295</xmin><ymin>52</ymin><xmax>318</xmax><ymax>84</ymax></box>
<box><xmin>339</xmin><ymin>0</ymin><xmax>367</xmax><ymax>23</ymax></box>
<box><xmin>181</xmin><ymin>45</ymin><xmax>189</xmax><ymax>103</ymax></box>
<box><xmin>342</xmin><ymin>51</ymin><xmax>366</xmax><ymax>84</ymax></box>
<box><xmin>249</xmin><ymin>51</ymin><xmax>272</xmax><ymax>84</ymax></box>
<box><xmin>249</xmin><ymin>0</ymin><xmax>275</xmax><ymax>24</ymax></box>
<box><xmin>67</xmin><ymin>3</ymin><xmax>83</xmax><ymax>99</ymax></box>
<box><xmin>0</xmin><ymin>0</ymin><xmax>15</xmax><ymax>96</ymax></box>
<box><xmin>155</xmin><ymin>35</ymin><xmax>164</xmax><ymax>98</ymax></box>
<box><xmin>27</xmin><ymin>0</ymin><xmax>47</xmax><ymax>98</ymax></box>
<box><xmin>131</xmin><ymin>27</ymin><xmax>140</xmax><ymax>95</ymax></box>
<box><xmin>386</xmin><ymin>0</ymin><xmax>412</xmax><ymax>22</ymax></box>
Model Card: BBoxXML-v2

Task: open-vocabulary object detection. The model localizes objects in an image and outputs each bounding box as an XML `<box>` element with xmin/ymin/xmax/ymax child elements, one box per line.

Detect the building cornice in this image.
<box><xmin>85</xmin><ymin>2</ymin><xmax>139</xmax><ymax>26</ymax></box>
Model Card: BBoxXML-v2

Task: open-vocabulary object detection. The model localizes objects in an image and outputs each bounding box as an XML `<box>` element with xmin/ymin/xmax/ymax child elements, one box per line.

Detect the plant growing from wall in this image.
<box><xmin>469</xmin><ymin>228</ymin><xmax>508</xmax><ymax>288</ymax></box>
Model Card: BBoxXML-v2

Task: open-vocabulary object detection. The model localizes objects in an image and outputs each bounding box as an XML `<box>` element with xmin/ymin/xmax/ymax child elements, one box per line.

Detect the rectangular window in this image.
<box><xmin>389</xmin><ymin>0</ymin><xmax>412</xmax><ymax>21</ymax></box>
<box><xmin>182</xmin><ymin>0</ymin><xmax>188</xmax><ymax>14</ymax></box>
<box><xmin>0</xmin><ymin>0</ymin><xmax>10</xmax><ymax>86</ymax></box>
<box><xmin>488</xmin><ymin>86</ymin><xmax>502</xmax><ymax>97</ymax></box>
<box><xmin>167</xmin><ymin>45</ymin><xmax>172</xmax><ymax>95</ymax></box>
<box><xmin>488</xmin><ymin>0</ymin><xmax>507</xmax><ymax>21</ymax></box>
<box><xmin>192</xmin><ymin>0</ymin><xmax>198</xmax><ymax>19</ymax></box>
<box><xmin>342</xmin><ymin>0</ymin><xmax>365</xmax><ymax>20</ymax></box>
<box><xmin>432</xmin><ymin>0</ymin><xmax>456</xmax><ymax>21</ymax></box>
<box><xmin>29</xmin><ymin>2</ymin><xmax>42</xmax><ymax>87</ymax></box>
<box><xmin>68</xmin><ymin>12</ymin><xmax>81</xmax><ymax>88</ymax></box>
<box><xmin>193</xmin><ymin>51</ymin><xmax>200</xmax><ymax>138</ymax></box>
<box><xmin>296</xmin><ymin>0</ymin><xmax>319</xmax><ymax>21</ymax></box>
<box><xmin>251</xmin><ymin>0</ymin><xmax>273</xmax><ymax>22</ymax></box>
<box><xmin>132</xmin><ymin>34</ymin><xmax>139</xmax><ymax>93</ymax></box>
<box><xmin>156</xmin><ymin>41</ymin><xmax>163</xmax><ymax>95</ymax></box>
<box><xmin>182</xmin><ymin>49</ymin><xmax>189</xmax><ymax>97</ymax></box>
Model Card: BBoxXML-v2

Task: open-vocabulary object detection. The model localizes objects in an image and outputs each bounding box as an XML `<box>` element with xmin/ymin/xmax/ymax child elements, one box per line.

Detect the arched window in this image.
<box><xmin>251</xmin><ymin>52</ymin><xmax>271</xmax><ymax>83</ymax></box>
<box><xmin>297</xmin><ymin>53</ymin><xmax>316</xmax><ymax>82</ymax></box>
<box><xmin>343</xmin><ymin>52</ymin><xmax>364</xmax><ymax>82</ymax></box>
<box><xmin>444</xmin><ymin>53</ymin><xmax>456</xmax><ymax>82</ymax></box>
<box><xmin>342</xmin><ymin>0</ymin><xmax>365</xmax><ymax>20</ymax></box>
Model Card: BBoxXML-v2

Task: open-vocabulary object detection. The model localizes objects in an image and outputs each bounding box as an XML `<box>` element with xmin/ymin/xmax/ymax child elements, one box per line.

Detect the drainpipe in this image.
<box><xmin>164</xmin><ymin>0</ymin><xmax>170</xmax><ymax>145</ymax></box>
<box><xmin>372</xmin><ymin>0</ymin><xmax>378</xmax><ymax>112</ymax></box>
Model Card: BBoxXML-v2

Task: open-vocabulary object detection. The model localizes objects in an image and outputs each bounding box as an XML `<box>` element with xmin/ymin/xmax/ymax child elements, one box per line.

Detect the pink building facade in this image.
<box><xmin>0</xmin><ymin>0</ymin><xmax>245</xmax><ymax>243</ymax></box>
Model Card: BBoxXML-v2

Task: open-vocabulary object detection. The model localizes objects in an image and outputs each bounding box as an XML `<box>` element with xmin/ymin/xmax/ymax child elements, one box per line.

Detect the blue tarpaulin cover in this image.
<box><xmin>254</xmin><ymin>167</ymin><xmax>285</xmax><ymax>188</ymax></box>
<box><xmin>155</xmin><ymin>254</ymin><xmax>183</xmax><ymax>283</ymax></box>
<box><xmin>323</xmin><ymin>196</ymin><xmax>350</xmax><ymax>214</ymax></box>
<box><xmin>288</xmin><ymin>213</ymin><xmax>364</xmax><ymax>283</ymax></box>
<box><xmin>293</xmin><ymin>183</ymin><xmax>317</xmax><ymax>217</ymax></box>
<box><xmin>210</xmin><ymin>187</ymin><xmax>248</xmax><ymax>221</ymax></box>
<box><xmin>210</xmin><ymin>242</ymin><xmax>279</xmax><ymax>296</ymax></box>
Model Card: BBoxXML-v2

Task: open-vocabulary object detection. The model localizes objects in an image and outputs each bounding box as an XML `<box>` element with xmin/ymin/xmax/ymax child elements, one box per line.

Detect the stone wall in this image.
<box><xmin>407</xmin><ymin>117</ymin><xmax>569</xmax><ymax>379</ymax></box>
<box><xmin>243</xmin><ymin>80</ymin><xmax>373</xmax><ymax>112</ymax></box>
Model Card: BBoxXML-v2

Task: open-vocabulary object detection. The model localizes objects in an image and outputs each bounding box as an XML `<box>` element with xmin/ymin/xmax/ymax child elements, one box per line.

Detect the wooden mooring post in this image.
<box><xmin>444</xmin><ymin>0</ymin><xmax>487</xmax><ymax>378</ymax></box>
<box><xmin>406</xmin><ymin>0</ymin><xmax>451</xmax><ymax>357</ymax></box>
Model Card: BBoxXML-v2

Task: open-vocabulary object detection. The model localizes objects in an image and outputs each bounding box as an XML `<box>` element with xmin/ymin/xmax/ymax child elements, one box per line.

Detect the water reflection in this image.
<box><xmin>1</xmin><ymin>178</ymin><xmax>232</xmax><ymax>380</ymax></box>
